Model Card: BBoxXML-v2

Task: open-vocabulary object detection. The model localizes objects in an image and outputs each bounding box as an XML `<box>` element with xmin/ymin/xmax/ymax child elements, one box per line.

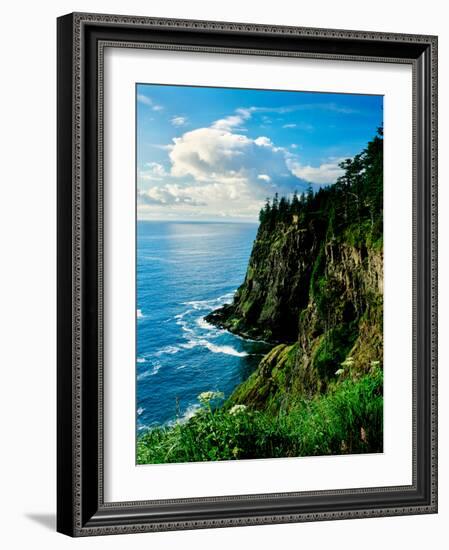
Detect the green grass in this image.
<box><xmin>137</xmin><ymin>366</ymin><xmax>383</xmax><ymax>464</ymax></box>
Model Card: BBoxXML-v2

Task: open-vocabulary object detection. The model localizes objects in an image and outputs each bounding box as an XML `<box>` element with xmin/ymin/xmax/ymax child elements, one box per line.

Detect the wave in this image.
<box><xmin>203</xmin><ymin>341</ymin><xmax>248</xmax><ymax>357</ymax></box>
<box><xmin>136</xmin><ymin>356</ymin><xmax>146</xmax><ymax>364</ymax></box>
<box><xmin>181</xmin><ymin>340</ymin><xmax>199</xmax><ymax>349</ymax></box>
<box><xmin>137</xmin><ymin>406</ymin><xmax>145</xmax><ymax>415</ymax></box>
<box><xmin>137</xmin><ymin>309</ymin><xmax>144</xmax><ymax>319</ymax></box>
<box><xmin>174</xmin><ymin>309</ymin><xmax>192</xmax><ymax>320</ymax></box>
<box><xmin>155</xmin><ymin>345</ymin><xmax>181</xmax><ymax>356</ymax></box>
<box><xmin>182</xmin><ymin>291</ymin><xmax>235</xmax><ymax>312</ymax></box>
<box><xmin>174</xmin><ymin>310</ymin><xmax>197</xmax><ymax>335</ymax></box>
<box><xmin>172</xmin><ymin>293</ymin><xmax>236</xmax><ymax>346</ymax></box>
<box><xmin>137</xmin><ymin>362</ymin><xmax>162</xmax><ymax>380</ymax></box>
<box><xmin>167</xmin><ymin>403</ymin><xmax>201</xmax><ymax>427</ymax></box>
<box><xmin>180</xmin><ymin>340</ymin><xmax>197</xmax><ymax>350</ymax></box>
<box><xmin>196</xmin><ymin>317</ymin><xmax>215</xmax><ymax>330</ymax></box>
<box><xmin>137</xmin><ymin>424</ymin><xmax>149</xmax><ymax>431</ymax></box>
<box><xmin>180</xmin><ymin>338</ymin><xmax>248</xmax><ymax>357</ymax></box>
<box><xmin>179</xmin><ymin>403</ymin><xmax>201</xmax><ymax>422</ymax></box>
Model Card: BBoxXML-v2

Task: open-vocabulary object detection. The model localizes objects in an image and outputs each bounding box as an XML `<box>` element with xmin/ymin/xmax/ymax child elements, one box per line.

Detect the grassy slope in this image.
<box><xmin>137</xmin><ymin>364</ymin><xmax>383</xmax><ymax>464</ymax></box>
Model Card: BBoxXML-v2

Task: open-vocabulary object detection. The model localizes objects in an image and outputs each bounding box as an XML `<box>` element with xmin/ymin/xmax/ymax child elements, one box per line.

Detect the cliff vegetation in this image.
<box><xmin>138</xmin><ymin>129</ymin><xmax>384</xmax><ymax>463</ymax></box>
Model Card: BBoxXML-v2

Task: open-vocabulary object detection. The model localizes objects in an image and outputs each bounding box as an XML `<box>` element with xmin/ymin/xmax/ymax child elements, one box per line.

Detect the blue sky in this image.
<box><xmin>137</xmin><ymin>84</ymin><xmax>383</xmax><ymax>221</ymax></box>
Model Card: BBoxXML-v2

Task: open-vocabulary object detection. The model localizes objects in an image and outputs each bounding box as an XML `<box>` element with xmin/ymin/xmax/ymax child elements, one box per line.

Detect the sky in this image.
<box><xmin>136</xmin><ymin>84</ymin><xmax>383</xmax><ymax>222</ymax></box>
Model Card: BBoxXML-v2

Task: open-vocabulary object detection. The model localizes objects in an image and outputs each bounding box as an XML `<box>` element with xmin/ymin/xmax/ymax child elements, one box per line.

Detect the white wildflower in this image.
<box><xmin>229</xmin><ymin>404</ymin><xmax>247</xmax><ymax>416</ymax></box>
<box><xmin>335</xmin><ymin>368</ymin><xmax>345</xmax><ymax>376</ymax></box>
<box><xmin>198</xmin><ymin>391</ymin><xmax>224</xmax><ymax>405</ymax></box>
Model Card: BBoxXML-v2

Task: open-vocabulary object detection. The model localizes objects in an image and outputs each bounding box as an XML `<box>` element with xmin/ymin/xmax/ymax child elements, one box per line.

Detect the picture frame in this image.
<box><xmin>57</xmin><ymin>12</ymin><xmax>438</xmax><ymax>536</ymax></box>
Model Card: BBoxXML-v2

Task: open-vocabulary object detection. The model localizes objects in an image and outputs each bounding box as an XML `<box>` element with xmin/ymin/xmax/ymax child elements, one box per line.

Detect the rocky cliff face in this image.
<box><xmin>207</xmin><ymin>220</ymin><xmax>383</xmax><ymax>411</ymax></box>
<box><xmin>206</xmin><ymin>220</ymin><xmax>322</xmax><ymax>343</ymax></box>
<box><xmin>206</xmin><ymin>132</ymin><xmax>384</xmax><ymax>412</ymax></box>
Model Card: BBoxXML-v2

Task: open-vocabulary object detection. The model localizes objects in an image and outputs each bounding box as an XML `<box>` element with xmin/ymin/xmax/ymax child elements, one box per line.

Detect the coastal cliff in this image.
<box><xmin>207</xmin><ymin>130</ymin><xmax>384</xmax><ymax>411</ymax></box>
<box><xmin>137</xmin><ymin>130</ymin><xmax>384</xmax><ymax>463</ymax></box>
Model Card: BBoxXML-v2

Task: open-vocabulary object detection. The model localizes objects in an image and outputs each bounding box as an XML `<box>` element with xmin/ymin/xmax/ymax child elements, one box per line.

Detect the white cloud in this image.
<box><xmin>167</xmin><ymin>124</ymin><xmax>289</xmax><ymax>194</ymax></box>
<box><xmin>283</xmin><ymin>122</ymin><xmax>314</xmax><ymax>131</ymax></box>
<box><xmin>254</xmin><ymin>136</ymin><xmax>273</xmax><ymax>147</ymax></box>
<box><xmin>138</xmin><ymin>114</ymin><xmax>293</xmax><ymax>219</ymax></box>
<box><xmin>169</xmin><ymin>128</ymin><xmax>253</xmax><ymax>183</ymax></box>
<box><xmin>137</xmin><ymin>93</ymin><xmax>163</xmax><ymax>112</ymax></box>
<box><xmin>137</xmin><ymin>94</ymin><xmax>153</xmax><ymax>106</ymax></box>
<box><xmin>138</xmin><ymin>180</ymin><xmax>265</xmax><ymax>221</ymax></box>
<box><xmin>211</xmin><ymin>108</ymin><xmax>253</xmax><ymax>131</ymax></box>
<box><xmin>284</xmin><ymin>102</ymin><xmax>358</xmax><ymax>115</ymax></box>
<box><xmin>287</xmin><ymin>158</ymin><xmax>344</xmax><ymax>185</ymax></box>
<box><xmin>254</xmin><ymin>136</ymin><xmax>284</xmax><ymax>152</ymax></box>
<box><xmin>137</xmin><ymin>105</ymin><xmax>351</xmax><ymax>219</ymax></box>
<box><xmin>138</xmin><ymin>186</ymin><xmax>206</xmax><ymax>206</ymax></box>
<box><xmin>320</xmin><ymin>103</ymin><xmax>357</xmax><ymax>114</ymax></box>
<box><xmin>139</xmin><ymin>162</ymin><xmax>168</xmax><ymax>181</ymax></box>
<box><xmin>171</xmin><ymin>116</ymin><xmax>188</xmax><ymax>127</ymax></box>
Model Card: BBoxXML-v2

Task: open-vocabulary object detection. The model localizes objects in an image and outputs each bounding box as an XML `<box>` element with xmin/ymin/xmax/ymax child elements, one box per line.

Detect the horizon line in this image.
<box><xmin>137</xmin><ymin>218</ymin><xmax>259</xmax><ymax>224</ymax></box>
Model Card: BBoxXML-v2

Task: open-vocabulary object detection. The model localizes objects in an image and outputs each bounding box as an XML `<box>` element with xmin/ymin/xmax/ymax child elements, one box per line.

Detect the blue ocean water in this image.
<box><xmin>136</xmin><ymin>221</ymin><xmax>271</xmax><ymax>431</ymax></box>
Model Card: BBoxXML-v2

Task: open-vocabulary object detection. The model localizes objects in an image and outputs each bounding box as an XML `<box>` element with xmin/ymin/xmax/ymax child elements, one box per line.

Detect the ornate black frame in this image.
<box><xmin>57</xmin><ymin>12</ymin><xmax>438</xmax><ymax>537</ymax></box>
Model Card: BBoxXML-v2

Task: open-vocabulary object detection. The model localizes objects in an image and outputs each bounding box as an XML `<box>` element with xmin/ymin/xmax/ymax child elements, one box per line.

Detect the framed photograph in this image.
<box><xmin>57</xmin><ymin>12</ymin><xmax>438</xmax><ymax>536</ymax></box>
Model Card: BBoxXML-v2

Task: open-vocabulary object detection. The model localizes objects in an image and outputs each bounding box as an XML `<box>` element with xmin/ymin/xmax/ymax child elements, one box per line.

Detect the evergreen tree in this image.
<box><xmin>306</xmin><ymin>185</ymin><xmax>314</xmax><ymax>205</ymax></box>
<box><xmin>278</xmin><ymin>196</ymin><xmax>289</xmax><ymax>222</ymax></box>
<box><xmin>291</xmin><ymin>191</ymin><xmax>300</xmax><ymax>213</ymax></box>
<box><xmin>256</xmin><ymin>130</ymin><xmax>383</xmax><ymax>237</ymax></box>
<box><xmin>259</xmin><ymin>198</ymin><xmax>271</xmax><ymax>224</ymax></box>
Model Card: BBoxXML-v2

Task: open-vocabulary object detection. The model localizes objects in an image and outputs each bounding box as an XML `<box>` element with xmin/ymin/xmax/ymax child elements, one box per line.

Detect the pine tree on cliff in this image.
<box><xmin>255</xmin><ymin>127</ymin><xmax>383</xmax><ymax>238</ymax></box>
<box><xmin>259</xmin><ymin>198</ymin><xmax>271</xmax><ymax>224</ymax></box>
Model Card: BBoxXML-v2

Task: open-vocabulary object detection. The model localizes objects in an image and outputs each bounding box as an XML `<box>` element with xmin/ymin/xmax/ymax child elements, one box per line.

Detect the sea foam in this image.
<box><xmin>202</xmin><ymin>341</ymin><xmax>248</xmax><ymax>357</ymax></box>
<box><xmin>183</xmin><ymin>291</ymin><xmax>235</xmax><ymax>312</ymax></box>
<box><xmin>155</xmin><ymin>345</ymin><xmax>181</xmax><ymax>356</ymax></box>
<box><xmin>196</xmin><ymin>317</ymin><xmax>215</xmax><ymax>330</ymax></box>
<box><xmin>137</xmin><ymin>362</ymin><xmax>162</xmax><ymax>380</ymax></box>
<box><xmin>180</xmin><ymin>338</ymin><xmax>248</xmax><ymax>357</ymax></box>
<box><xmin>166</xmin><ymin>403</ymin><xmax>201</xmax><ymax>427</ymax></box>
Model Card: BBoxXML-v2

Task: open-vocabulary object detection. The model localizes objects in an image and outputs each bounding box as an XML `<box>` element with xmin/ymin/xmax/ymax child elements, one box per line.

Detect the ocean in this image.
<box><xmin>136</xmin><ymin>221</ymin><xmax>271</xmax><ymax>431</ymax></box>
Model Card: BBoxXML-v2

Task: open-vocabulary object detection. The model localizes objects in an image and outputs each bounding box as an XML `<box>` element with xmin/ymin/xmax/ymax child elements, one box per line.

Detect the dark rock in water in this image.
<box><xmin>204</xmin><ymin>303</ymin><xmax>234</xmax><ymax>327</ymax></box>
